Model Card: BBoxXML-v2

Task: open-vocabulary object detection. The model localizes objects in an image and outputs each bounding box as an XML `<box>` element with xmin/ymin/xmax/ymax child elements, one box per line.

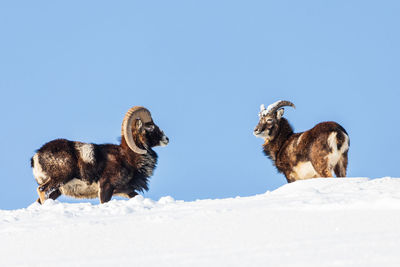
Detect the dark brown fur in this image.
<box><xmin>255</xmin><ymin>110</ymin><xmax>349</xmax><ymax>183</ymax></box>
<box><xmin>32</xmin><ymin>120</ymin><xmax>168</xmax><ymax>204</ymax></box>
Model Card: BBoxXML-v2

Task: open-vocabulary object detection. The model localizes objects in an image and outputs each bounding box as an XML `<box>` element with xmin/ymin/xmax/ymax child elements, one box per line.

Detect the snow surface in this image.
<box><xmin>1</xmin><ymin>177</ymin><xmax>400</xmax><ymax>267</ymax></box>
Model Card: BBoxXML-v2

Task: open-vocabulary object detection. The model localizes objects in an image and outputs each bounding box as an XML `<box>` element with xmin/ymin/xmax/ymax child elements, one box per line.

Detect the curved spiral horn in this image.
<box><xmin>265</xmin><ymin>100</ymin><xmax>296</xmax><ymax>115</ymax></box>
<box><xmin>121</xmin><ymin>106</ymin><xmax>152</xmax><ymax>154</ymax></box>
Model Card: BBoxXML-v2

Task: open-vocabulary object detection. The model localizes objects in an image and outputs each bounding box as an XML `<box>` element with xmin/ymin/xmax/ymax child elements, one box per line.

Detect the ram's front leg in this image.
<box><xmin>99</xmin><ymin>180</ymin><xmax>114</xmax><ymax>204</ymax></box>
<box><xmin>114</xmin><ymin>186</ymin><xmax>138</xmax><ymax>199</ymax></box>
<box><xmin>127</xmin><ymin>191</ymin><xmax>138</xmax><ymax>198</ymax></box>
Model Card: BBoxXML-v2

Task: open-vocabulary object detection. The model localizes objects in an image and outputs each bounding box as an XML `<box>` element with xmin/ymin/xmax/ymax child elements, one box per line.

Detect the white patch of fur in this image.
<box><xmin>159</xmin><ymin>141</ymin><xmax>167</xmax><ymax>147</ymax></box>
<box><xmin>76</xmin><ymin>143</ymin><xmax>95</xmax><ymax>164</ymax></box>
<box><xmin>253</xmin><ymin>131</ymin><xmax>268</xmax><ymax>139</ymax></box>
<box><xmin>292</xmin><ymin>161</ymin><xmax>318</xmax><ymax>180</ymax></box>
<box><xmin>158</xmin><ymin>135</ymin><xmax>169</xmax><ymax>147</ymax></box>
<box><xmin>326</xmin><ymin>132</ymin><xmax>349</xmax><ymax>168</ymax></box>
<box><xmin>32</xmin><ymin>154</ymin><xmax>48</xmax><ymax>184</ymax></box>
<box><xmin>276</xmin><ymin>109</ymin><xmax>284</xmax><ymax>120</ymax></box>
<box><xmin>59</xmin><ymin>179</ymin><xmax>100</xmax><ymax>199</ymax></box>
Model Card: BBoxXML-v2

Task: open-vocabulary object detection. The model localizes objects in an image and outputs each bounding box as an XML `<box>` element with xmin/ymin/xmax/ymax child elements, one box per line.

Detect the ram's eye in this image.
<box><xmin>266</xmin><ymin>119</ymin><xmax>273</xmax><ymax>124</ymax></box>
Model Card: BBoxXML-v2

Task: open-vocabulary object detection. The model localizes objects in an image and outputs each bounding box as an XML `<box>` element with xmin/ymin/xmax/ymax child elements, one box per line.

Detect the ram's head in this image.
<box><xmin>253</xmin><ymin>100</ymin><xmax>295</xmax><ymax>142</ymax></box>
<box><xmin>122</xmin><ymin>106</ymin><xmax>169</xmax><ymax>154</ymax></box>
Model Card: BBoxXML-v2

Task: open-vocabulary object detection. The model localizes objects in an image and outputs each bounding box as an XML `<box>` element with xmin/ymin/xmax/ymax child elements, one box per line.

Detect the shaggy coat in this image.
<box><xmin>254</xmin><ymin>101</ymin><xmax>349</xmax><ymax>183</ymax></box>
<box><xmin>31</xmin><ymin>107</ymin><xmax>168</xmax><ymax>204</ymax></box>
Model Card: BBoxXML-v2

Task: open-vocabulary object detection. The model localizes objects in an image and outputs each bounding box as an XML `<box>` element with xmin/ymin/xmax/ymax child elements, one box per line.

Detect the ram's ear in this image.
<box><xmin>276</xmin><ymin>108</ymin><xmax>285</xmax><ymax>120</ymax></box>
<box><xmin>135</xmin><ymin>118</ymin><xmax>143</xmax><ymax>130</ymax></box>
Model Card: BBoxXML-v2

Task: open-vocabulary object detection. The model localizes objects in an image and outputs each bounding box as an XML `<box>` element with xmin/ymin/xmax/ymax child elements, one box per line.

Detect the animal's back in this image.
<box><xmin>279</xmin><ymin>121</ymin><xmax>349</xmax><ymax>181</ymax></box>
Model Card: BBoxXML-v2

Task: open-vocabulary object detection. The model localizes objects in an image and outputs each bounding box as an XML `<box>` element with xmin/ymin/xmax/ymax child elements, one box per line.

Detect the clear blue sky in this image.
<box><xmin>0</xmin><ymin>1</ymin><xmax>399</xmax><ymax>209</ymax></box>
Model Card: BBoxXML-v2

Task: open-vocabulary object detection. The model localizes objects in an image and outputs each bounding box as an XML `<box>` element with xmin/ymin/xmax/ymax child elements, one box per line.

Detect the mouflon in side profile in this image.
<box><xmin>253</xmin><ymin>100</ymin><xmax>349</xmax><ymax>183</ymax></box>
<box><xmin>31</xmin><ymin>106</ymin><xmax>169</xmax><ymax>204</ymax></box>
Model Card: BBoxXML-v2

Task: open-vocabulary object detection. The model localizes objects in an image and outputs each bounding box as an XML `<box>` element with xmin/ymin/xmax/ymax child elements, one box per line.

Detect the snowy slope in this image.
<box><xmin>1</xmin><ymin>177</ymin><xmax>400</xmax><ymax>267</ymax></box>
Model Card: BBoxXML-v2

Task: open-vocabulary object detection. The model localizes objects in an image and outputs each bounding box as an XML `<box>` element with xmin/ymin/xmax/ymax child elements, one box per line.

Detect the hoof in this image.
<box><xmin>36</xmin><ymin>187</ymin><xmax>46</xmax><ymax>204</ymax></box>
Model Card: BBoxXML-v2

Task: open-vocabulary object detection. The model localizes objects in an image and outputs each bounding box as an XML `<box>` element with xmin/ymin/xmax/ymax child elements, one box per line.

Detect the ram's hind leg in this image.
<box><xmin>316</xmin><ymin>167</ymin><xmax>333</xmax><ymax>178</ymax></box>
<box><xmin>312</xmin><ymin>158</ymin><xmax>333</xmax><ymax>178</ymax></box>
<box><xmin>37</xmin><ymin>179</ymin><xmax>63</xmax><ymax>204</ymax></box>
<box><xmin>36</xmin><ymin>187</ymin><xmax>46</xmax><ymax>204</ymax></box>
<box><xmin>334</xmin><ymin>163</ymin><xmax>346</xmax><ymax>178</ymax></box>
<box><xmin>334</xmin><ymin>152</ymin><xmax>348</xmax><ymax>177</ymax></box>
<box><xmin>36</xmin><ymin>188</ymin><xmax>61</xmax><ymax>204</ymax></box>
<box><xmin>310</xmin><ymin>141</ymin><xmax>334</xmax><ymax>178</ymax></box>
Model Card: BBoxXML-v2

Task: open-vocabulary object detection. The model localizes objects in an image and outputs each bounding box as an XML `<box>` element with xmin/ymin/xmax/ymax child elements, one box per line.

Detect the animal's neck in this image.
<box><xmin>118</xmin><ymin>147</ymin><xmax>158</xmax><ymax>193</ymax></box>
<box><xmin>263</xmin><ymin>118</ymin><xmax>294</xmax><ymax>161</ymax></box>
<box><xmin>121</xmin><ymin>136</ymin><xmax>157</xmax><ymax>171</ymax></box>
<box><xmin>121</xmin><ymin>135</ymin><xmax>147</xmax><ymax>151</ymax></box>
<box><xmin>136</xmin><ymin>149</ymin><xmax>158</xmax><ymax>177</ymax></box>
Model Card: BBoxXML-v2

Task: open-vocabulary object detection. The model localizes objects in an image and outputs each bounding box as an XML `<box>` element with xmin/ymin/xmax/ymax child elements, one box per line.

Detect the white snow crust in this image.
<box><xmin>1</xmin><ymin>177</ymin><xmax>400</xmax><ymax>267</ymax></box>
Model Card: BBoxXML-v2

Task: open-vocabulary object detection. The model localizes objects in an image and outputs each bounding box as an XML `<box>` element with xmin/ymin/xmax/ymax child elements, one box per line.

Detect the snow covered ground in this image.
<box><xmin>1</xmin><ymin>177</ymin><xmax>400</xmax><ymax>267</ymax></box>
